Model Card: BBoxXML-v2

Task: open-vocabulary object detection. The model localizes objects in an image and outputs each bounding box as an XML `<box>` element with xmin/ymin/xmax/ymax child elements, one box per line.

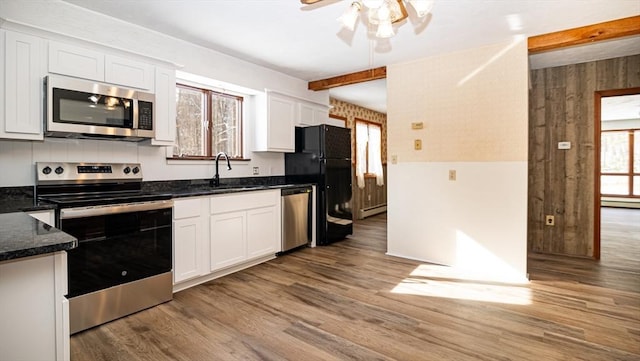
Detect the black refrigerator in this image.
<box><xmin>285</xmin><ymin>125</ymin><xmax>353</xmax><ymax>245</ymax></box>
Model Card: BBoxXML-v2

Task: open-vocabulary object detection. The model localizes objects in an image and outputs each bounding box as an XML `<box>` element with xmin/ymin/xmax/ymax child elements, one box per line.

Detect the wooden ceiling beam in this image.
<box><xmin>528</xmin><ymin>15</ymin><xmax>640</xmax><ymax>54</ymax></box>
<box><xmin>308</xmin><ymin>16</ymin><xmax>638</xmax><ymax>91</ymax></box>
<box><xmin>308</xmin><ymin>66</ymin><xmax>387</xmax><ymax>91</ymax></box>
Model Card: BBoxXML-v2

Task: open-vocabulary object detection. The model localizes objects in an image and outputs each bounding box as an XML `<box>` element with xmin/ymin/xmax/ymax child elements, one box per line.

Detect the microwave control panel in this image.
<box><xmin>138</xmin><ymin>101</ymin><xmax>153</xmax><ymax>130</ymax></box>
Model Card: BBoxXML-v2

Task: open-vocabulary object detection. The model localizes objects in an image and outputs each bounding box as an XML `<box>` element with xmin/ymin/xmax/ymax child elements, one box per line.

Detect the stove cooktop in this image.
<box><xmin>38</xmin><ymin>191</ymin><xmax>173</xmax><ymax>208</ymax></box>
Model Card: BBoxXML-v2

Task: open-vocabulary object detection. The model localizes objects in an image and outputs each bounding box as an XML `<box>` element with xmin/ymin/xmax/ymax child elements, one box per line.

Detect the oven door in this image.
<box><xmin>60</xmin><ymin>201</ymin><xmax>173</xmax><ymax>298</ymax></box>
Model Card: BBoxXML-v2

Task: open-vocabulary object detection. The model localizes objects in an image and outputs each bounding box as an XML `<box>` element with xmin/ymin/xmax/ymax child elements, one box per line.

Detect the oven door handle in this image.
<box><xmin>60</xmin><ymin>200</ymin><xmax>173</xmax><ymax>219</ymax></box>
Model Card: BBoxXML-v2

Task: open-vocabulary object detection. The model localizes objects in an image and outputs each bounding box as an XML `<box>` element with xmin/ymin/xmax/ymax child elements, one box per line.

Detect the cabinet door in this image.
<box><xmin>266</xmin><ymin>93</ymin><xmax>295</xmax><ymax>152</ymax></box>
<box><xmin>151</xmin><ymin>67</ymin><xmax>176</xmax><ymax>145</ymax></box>
<box><xmin>48</xmin><ymin>41</ymin><xmax>104</xmax><ymax>81</ymax></box>
<box><xmin>247</xmin><ymin>206</ymin><xmax>280</xmax><ymax>260</ymax></box>
<box><xmin>210</xmin><ymin>211</ymin><xmax>247</xmax><ymax>271</ymax></box>
<box><xmin>27</xmin><ymin>210</ymin><xmax>55</xmax><ymax>227</ymax></box>
<box><xmin>2</xmin><ymin>30</ymin><xmax>44</xmax><ymax>139</ymax></box>
<box><xmin>174</xmin><ymin>217</ymin><xmax>204</xmax><ymax>283</ymax></box>
<box><xmin>297</xmin><ymin>102</ymin><xmax>316</xmax><ymax>127</ymax></box>
<box><xmin>104</xmin><ymin>55</ymin><xmax>154</xmax><ymax>90</ymax></box>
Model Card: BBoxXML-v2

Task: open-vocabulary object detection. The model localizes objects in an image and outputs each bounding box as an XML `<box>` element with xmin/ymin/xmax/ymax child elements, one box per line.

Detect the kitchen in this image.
<box><xmin>1</xmin><ymin>0</ymin><xmax>639</xmax><ymax>360</ymax></box>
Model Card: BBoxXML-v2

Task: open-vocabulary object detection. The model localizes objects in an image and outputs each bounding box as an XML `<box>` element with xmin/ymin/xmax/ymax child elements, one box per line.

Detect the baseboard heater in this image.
<box><xmin>359</xmin><ymin>204</ymin><xmax>387</xmax><ymax>219</ymax></box>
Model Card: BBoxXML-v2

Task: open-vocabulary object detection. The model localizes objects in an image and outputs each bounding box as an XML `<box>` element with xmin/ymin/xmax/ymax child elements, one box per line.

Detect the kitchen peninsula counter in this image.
<box><xmin>0</xmin><ymin>212</ymin><xmax>77</xmax><ymax>261</ymax></box>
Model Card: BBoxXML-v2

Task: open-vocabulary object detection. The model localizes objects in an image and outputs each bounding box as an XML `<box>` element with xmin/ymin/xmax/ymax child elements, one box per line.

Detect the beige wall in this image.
<box><xmin>386</xmin><ymin>38</ymin><xmax>529</xmax><ymax>283</ymax></box>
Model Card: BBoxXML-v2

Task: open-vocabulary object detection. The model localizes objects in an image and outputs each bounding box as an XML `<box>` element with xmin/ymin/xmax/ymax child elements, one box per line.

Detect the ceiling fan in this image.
<box><xmin>300</xmin><ymin>0</ymin><xmax>434</xmax><ymax>38</ymax></box>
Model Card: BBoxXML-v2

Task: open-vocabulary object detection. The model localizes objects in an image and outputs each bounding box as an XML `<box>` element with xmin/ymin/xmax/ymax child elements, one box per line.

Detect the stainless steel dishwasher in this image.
<box><xmin>281</xmin><ymin>186</ymin><xmax>312</xmax><ymax>252</ymax></box>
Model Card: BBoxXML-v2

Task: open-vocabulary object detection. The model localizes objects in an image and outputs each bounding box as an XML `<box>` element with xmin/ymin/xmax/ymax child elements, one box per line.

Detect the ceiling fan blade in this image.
<box><xmin>300</xmin><ymin>0</ymin><xmax>325</xmax><ymax>4</ymax></box>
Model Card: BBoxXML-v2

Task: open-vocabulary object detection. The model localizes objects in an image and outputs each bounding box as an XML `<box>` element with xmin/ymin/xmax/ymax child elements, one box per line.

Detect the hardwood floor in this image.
<box><xmin>71</xmin><ymin>211</ymin><xmax>640</xmax><ymax>361</ymax></box>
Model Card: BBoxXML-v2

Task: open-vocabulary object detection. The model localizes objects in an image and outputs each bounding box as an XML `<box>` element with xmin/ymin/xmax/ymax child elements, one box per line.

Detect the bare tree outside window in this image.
<box><xmin>173</xmin><ymin>84</ymin><xmax>243</xmax><ymax>159</ymax></box>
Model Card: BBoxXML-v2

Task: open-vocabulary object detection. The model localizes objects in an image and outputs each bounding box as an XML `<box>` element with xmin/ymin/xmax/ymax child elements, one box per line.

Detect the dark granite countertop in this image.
<box><xmin>142</xmin><ymin>177</ymin><xmax>314</xmax><ymax>199</ymax></box>
<box><xmin>0</xmin><ymin>212</ymin><xmax>77</xmax><ymax>262</ymax></box>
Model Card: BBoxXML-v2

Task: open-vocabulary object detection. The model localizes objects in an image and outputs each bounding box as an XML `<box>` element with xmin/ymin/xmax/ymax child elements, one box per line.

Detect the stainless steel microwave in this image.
<box><xmin>45</xmin><ymin>75</ymin><xmax>155</xmax><ymax>141</ymax></box>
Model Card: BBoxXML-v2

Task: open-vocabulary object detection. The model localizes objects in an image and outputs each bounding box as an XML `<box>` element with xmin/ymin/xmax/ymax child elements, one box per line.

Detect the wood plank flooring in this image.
<box><xmin>71</xmin><ymin>210</ymin><xmax>640</xmax><ymax>361</ymax></box>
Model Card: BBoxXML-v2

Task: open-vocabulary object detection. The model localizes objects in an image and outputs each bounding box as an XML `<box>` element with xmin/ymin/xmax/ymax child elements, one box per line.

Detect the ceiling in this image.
<box><xmin>62</xmin><ymin>0</ymin><xmax>640</xmax><ymax>114</ymax></box>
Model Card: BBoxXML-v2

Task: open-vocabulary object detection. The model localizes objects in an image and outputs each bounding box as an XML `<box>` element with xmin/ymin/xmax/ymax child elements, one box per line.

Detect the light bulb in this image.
<box><xmin>376</xmin><ymin>19</ymin><xmax>395</xmax><ymax>38</ymax></box>
<box><xmin>362</xmin><ymin>0</ymin><xmax>384</xmax><ymax>9</ymax></box>
<box><xmin>338</xmin><ymin>1</ymin><xmax>362</xmax><ymax>31</ymax></box>
<box><xmin>408</xmin><ymin>0</ymin><xmax>434</xmax><ymax>17</ymax></box>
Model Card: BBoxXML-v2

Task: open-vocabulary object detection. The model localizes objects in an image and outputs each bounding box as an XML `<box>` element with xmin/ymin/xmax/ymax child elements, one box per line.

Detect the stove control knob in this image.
<box><xmin>42</xmin><ymin>166</ymin><xmax>52</xmax><ymax>175</ymax></box>
<box><xmin>123</xmin><ymin>166</ymin><xmax>131</xmax><ymax>174</ymax></box>
<box><xmin>132</xmin><ymin>166</ymin><xmax>140</xmax><ymax>174</ymax></box>
<box><xmin>54</xmin><ymin>166</ymin><xmax>64</xmax><ymax>175</ymax></box>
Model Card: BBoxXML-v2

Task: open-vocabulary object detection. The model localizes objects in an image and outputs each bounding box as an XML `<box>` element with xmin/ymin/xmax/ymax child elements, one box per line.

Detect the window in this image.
<box><xmin>355</xmin><ymin>120</ymin><xmax>384</xmax><ymax>188</ymax></box>
<box><xmin>173</xmin><ymin>84</ymin><xmax>243</xmax><ymax>159</ymax></box>
<box><xmin>601</xmin><ymin>129</ymin><xmax>639</xmax><ymax>197</ymax></box>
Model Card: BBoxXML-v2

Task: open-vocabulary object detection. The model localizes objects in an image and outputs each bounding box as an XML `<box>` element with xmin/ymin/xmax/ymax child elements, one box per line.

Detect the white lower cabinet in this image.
<box><xmin>247</xmin><ymin>206</ymin><xmax>279</xmax><ymax>260</ymax></box>
<box><xmin>0</xmin><ymin>251</ymin><xmax>69</xmax><ymax>361</ymax></box>
<box><xmin>173</xmin><ymin>189</ymin><xmax>281</xmax><ymax>291</ymax></box>
<box><xmin>210</xmin><ymin>210</ymin><xmax>247</xmax><ymax>271</ymax></box>
<box><xmin>172</xmin><ymin>197</ymin><xmax>207</xmax><ymax>284</ymax></box>
<box><xmin>210</xmin><ymin>190</ymin><xmax>281</xmax><ymax>272</ymax></box>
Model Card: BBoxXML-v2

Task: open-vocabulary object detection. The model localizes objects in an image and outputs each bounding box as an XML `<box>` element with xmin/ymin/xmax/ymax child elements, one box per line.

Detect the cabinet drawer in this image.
<box><xmin>210</xmin><ymin>190</ymin><xmax>278</xmax><ymax>214</ymax></box>
<box><xmin>173</xmin><ymin>198</ymin><xmax>203</xmax><ymax>219</ymax></box>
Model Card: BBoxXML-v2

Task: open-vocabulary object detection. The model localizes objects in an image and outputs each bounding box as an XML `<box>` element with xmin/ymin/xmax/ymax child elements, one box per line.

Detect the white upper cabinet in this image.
<box><xmin>151</xmin><ymin>67</ymin><xmax>176</xmax><ymax>145</ymax></box>
<box><xmin>104</xmin><ymin>55</ymin><xmax>154</xmax><ymax>90</ymax></box>
<box><xmin>297</xmin><ymin>101</ymin><xmax>329</xmax><ymax>127</ymax></box>
<box><xmin>255</xmin><ymin>91</ymin><xmax>296</xmax><ymax>152</ymax></box>
<box><xmin>48</xmin><ymin>41</ymin><xmax>154</xmax><ymax>91</ymax></box>
<box><xmin>48</xmin><ymin>41</ymin><xmax>104</xmax><ymax>81</ymax></box>
<box><xmin>1</xmin><ymin>30</ymin><xmax>46</xmax><ymax>140</ymax></box>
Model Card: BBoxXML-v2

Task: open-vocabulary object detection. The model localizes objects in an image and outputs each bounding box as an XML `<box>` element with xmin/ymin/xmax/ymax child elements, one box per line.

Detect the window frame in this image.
<box><xmin>355</xmin><ymin>118</ymin><xmax>383</xmax><ymax>179</ymax></box>
<box><xmin>600</xmin><ymin>128</ymin><xmax>639</xmax><ymax>198</ymax></box>
<box><xmin>170</xmin><ymin>83</ymin><xmax>246</xmax><ymax>161</ymax></box>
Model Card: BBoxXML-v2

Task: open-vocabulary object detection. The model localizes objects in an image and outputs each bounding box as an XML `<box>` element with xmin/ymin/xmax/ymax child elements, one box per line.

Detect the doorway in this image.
<box><xmin>594</xmin><ymin>88</ymin><xmax>640</xmax><ymax>260</ymax></box>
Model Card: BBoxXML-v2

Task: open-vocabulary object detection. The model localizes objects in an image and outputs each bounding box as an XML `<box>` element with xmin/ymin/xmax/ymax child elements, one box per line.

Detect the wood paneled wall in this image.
<box><xmin>528</xmin><ymin>54</ymin><xmax>640</xmax><ymax>257</ymax></box>
<box><xmin>352</xmin><ymin>166</ymin><xmax>387</xmax><ymax>219</ymax></box>
<box><xmin>329</xmin><ymin>98</ymin><xmax>388</xmax><ymax>219</ymax></box>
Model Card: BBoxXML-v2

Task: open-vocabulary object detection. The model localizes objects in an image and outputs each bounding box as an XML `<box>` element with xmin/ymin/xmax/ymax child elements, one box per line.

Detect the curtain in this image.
<box><xmin>368</xmin><ymin>125</ymin><xmax>384</xmax><ymax>186</ymax></box>
<box><xmin>356</xmin><ymin>122</ymin><xmax>369</xmax><ymax>189</ymax></box>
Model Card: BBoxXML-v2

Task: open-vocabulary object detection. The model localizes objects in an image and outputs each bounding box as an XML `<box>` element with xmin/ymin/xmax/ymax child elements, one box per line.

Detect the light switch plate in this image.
<box><xmin>391</xmin><ymin>155</ymin><xmax>398</xmax><ymax>164</ymax></box>
<box><xmin>411</xmin><ymin>122</ymin><xmax>424</xmax><ymax>130</ymax></box>
<box><xmin>449</xmin><ymin>170</ymin><xmax>456</xmax><ymax>181</ymax></box>
<box><xmin>414</xmin><ymin>139</ymin><xmax>422</xmax><ymax>150</ymax></box>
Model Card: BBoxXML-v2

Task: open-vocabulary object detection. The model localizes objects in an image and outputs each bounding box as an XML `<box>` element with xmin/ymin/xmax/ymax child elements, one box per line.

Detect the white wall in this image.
<box><xmin>386</xmin><ymin>38</ymin><xmax>529</xmax><ymax>283</ymax></box>
<box><xmin>0</xmin><ymin>0</ymin><xmax>328</xmax><ymax>187</ymax></box>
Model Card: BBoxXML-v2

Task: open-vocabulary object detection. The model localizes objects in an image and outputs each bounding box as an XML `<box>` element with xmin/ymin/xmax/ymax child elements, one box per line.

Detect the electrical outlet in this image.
<box><xmin>545</xmin><ymin>215</ymin><xmax>555</xmax><ymax>226</ymax></box>
<box><xmin>448</xmin><ymin>169</ymin><xmax>456</xmax><ymax>181</ymax></box>
<box><xmin>391</xmin><ymin>155</ymin><xmax>398</xmax><ymax>164</ymax></box>
<box><xmin>252</xmin><ymin>167</ymin><xmax>259</xmax><ymax>175</ymax></box>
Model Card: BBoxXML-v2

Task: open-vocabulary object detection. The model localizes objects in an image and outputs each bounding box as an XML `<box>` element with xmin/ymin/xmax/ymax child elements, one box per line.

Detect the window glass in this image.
<box><xmin>601</xmin><ymin>175</ymin><xmax>628</xmax><ymax>195</ymax></box>
<box><xmin>601</xmin><ymin>131</ymin><xmax>628</xmax><ymax>173</ymax></box>
<box><xmin>211</xmin><ymin>92</ymin><xmax>242</xmax><ymax>158</ymax></box>
<box><xmin>173</xmin><ymin>84</ymin><xmax>243</xmax><ymax>159</ymax></box>
<box><xmin>355</xmin><ymin>120</ymin><xmax>384</xmax><ymax>188</ymax></box>
<box><xmin>634</xmin><ymin>176</ymin><xmax>640</xmax><ymax>196</ymax></box>
<box><xmin>175</xmin><ymin>86</ymin><xmax>206</xmax><ymax>157</ymax></box>
<box><xmin>634</xmin><ymin>130</ymin><xmax>640</xmax><ymax>173</ymax></box>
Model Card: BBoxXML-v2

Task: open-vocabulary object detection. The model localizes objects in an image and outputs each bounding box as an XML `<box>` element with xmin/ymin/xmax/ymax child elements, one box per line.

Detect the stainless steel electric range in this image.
<box><xmin>36</xmin><ymin>162</ymin><xmax>173</xmax><ymax>334</ymax></box>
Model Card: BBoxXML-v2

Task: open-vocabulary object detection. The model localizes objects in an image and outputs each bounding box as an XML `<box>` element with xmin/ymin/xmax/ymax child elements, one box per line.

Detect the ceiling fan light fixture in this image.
<box><xmin>362</xmin><ymin>0</ymin><xmax>384</xmax><ymax>9</ymax></box>
<box><xmin>376</xmin><ymin>19</ymin><xmax>395</xmax><ymax>38</ymax></box>
<box><xmin>338</xmin><ymin>1</ymin><xmax>362</xmax><ymax>31</ymax></box>
<box><xmin>408</xmin><ymin>0</ymin><xmax>434</xmax><ymax>17</ymax></box>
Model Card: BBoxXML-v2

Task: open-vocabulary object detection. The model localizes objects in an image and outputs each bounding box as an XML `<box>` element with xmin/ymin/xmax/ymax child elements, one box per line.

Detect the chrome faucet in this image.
<box><xmin>211</xmin><ymin>152</ymin><xmax>232</xmax><ymax>187</ymax></box>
